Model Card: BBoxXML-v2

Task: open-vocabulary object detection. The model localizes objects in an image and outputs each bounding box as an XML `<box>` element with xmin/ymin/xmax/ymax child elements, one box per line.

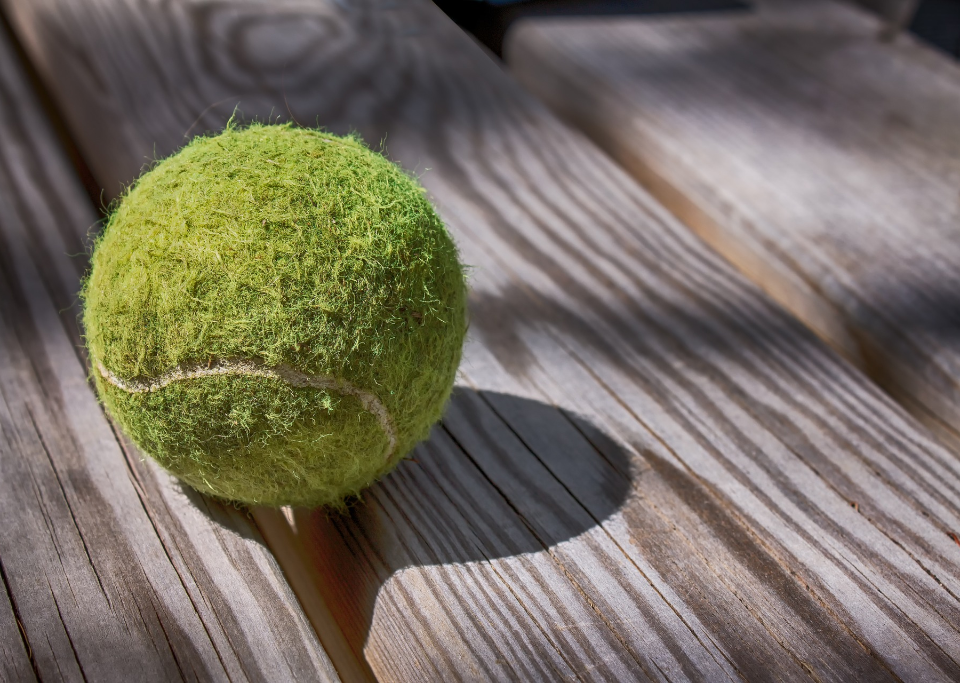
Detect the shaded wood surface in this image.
<box><xmin>3</xmin><ymin>0</ymin><xmax>960</xmax><ymax>679</ymax></box>
<box><xmin>0</xmin><ymin>24</ymin><xmax>339</xmax><ymax>683</ymax></box>
<box><xmin>507</xmin><ymin>0</ymin><xmax>960</xmax><ymax>444</ymax></box>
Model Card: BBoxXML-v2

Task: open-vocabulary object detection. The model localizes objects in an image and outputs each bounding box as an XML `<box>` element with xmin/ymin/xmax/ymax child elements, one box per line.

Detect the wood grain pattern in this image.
<box><xmin>507</xmin><ymin>0</ymin><xmax>960</xmax><ymax>445</ymax></box>
<box><xmin>0</xmin><ymin>577</ymin><xmax>34</xmax><ymax>682</ymax></box>
<box><xmin>0</xmin><ymin>25</ymin><xmax>339</xmax><ymax>683</ymax></box>
<box><xmin>4</xmin><ymin>0</ymin><xmax>960</xmax><ymax>679</ymax></box>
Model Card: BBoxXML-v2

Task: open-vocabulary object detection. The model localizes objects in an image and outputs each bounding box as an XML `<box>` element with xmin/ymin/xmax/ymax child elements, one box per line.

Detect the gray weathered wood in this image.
<box><xmin>0</xmin><ymin>579</ymin><xmax>34</xmax><ymax>682</ymax></box>
<box><xmin>854</xmin><ymin>0</ymin><xmax>918</xmax><ymax>29</ymax></box>
<box><xmin>4</xmin><ymin>0</ymin><xmax>960</xmax><ymax>679</ymax></box>
<box><xmin>0</xmin><ymin>23</ymin><xmax>339</xmax><ymax>683</ymax></box>
<box><xmin>508</xmin><ymin>0</ymin><xmax>960</xmax><ymax>444</ymax></box>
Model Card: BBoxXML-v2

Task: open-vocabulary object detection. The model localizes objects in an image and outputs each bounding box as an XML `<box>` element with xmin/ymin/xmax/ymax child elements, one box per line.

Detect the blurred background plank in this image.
<box><xmin>855</xmin><ymin>0</ymin><xmax>918</xmax><ymax>23</ymax></box>
<box><xmin>0</xmin><ymin>22</ymin><xmax>340</xmax><ymax>683</ymax></box>
<box><xmin>431</xmin><ymin>0</ymin><xmax>746</xmax><ymax>56</ymax></box>
<box><xmin>508</xmin><ymin>0</ymin><xmax>960</xmax><ymax>445</ymax></box>
<box><xmin>2</xmin><ymin>0</ymin><xmax>960</xmax><ymax>679</ymax></box>
<box><xmin>433</xmin><ymin>0</ymin><xmax>959</xmax><ymax>60</ymax></box>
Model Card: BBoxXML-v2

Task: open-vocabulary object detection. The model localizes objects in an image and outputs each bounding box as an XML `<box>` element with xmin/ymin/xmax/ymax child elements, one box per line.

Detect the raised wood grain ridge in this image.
<box><xmin>4</xmin><ymin>0</ymin><xmax>960</xmax><ymax>679</ymax></box>
<box><xmin>507</xmin><ymin>0</ymin><xmax>960</xmax><ymax>446</ymax></box>
<box><xmin>0</xmin><ymin>24</ymin><xmax>340</xmax><ymax>683</ymax></box>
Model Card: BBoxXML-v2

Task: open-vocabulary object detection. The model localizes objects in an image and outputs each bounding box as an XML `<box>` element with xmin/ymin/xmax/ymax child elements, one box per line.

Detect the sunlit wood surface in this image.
<box><xmin>0</xmin><ymin>25</ymin><xmax>339</xmax><ymax>683</ymax></box>
<box><xmin>1</xmin><ymin>0</ymin><xmax>959</xmax><ymax>679</ymax></box>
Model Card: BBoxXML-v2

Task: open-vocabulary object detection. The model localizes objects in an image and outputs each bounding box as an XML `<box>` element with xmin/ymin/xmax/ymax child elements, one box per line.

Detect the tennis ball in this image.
<box><xmin>82</xmin><ymin>123</ymin><xmax>467</xmax><ymax>508</ymax></box>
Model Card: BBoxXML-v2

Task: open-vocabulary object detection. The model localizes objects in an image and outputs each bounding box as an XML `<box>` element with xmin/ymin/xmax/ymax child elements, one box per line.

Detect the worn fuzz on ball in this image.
<box><xmin>82</xmin><ymin>122</ymin><xmax>467</xmax><ymax>508</ymax></box>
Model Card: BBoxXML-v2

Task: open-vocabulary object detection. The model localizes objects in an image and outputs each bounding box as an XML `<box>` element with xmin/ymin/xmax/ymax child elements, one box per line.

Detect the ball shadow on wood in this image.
<box><xmin>288</xmin><ymin>386</ymin><xmax>634</xmax><ymax>664</ymax></box>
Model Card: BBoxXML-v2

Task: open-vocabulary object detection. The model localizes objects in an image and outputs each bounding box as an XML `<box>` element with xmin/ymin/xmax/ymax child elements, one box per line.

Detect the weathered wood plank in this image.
<box><xmin>4</xmin><ymin>0</ymin><xmax>960</xmax><ymax>679</ymax></box>
<box><xmin>0</xmin><ymin>23</ymin><xmax>339</xmax><ymax>683</ymax></box>
<box><xmin>507</xmin><ymin>0</ymin><xmax>960</xmax><ymax>444</ymax></box>
<box><xmin>0</xmin><ymin>577</ymin><xmax>34</xmax><ymax>682</ymax></box>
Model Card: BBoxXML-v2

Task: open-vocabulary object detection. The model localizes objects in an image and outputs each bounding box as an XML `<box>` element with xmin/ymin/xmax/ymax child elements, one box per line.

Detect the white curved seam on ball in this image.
<box><xmin>96</xmin><ymin>360</ymin><xmax>397</xmax><ymax>461</ymax></box>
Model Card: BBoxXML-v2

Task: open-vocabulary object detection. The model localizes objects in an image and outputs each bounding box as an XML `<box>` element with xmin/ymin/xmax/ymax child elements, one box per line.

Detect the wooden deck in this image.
<box><xmin>508</xmin><ymin>0</ymin><xmax>960</xmax><ymax>443</ymax></box>
<box><xmin>1</xmin><ymin>0</ymin><xmax>959</xmax><ymax>680</ymax></box>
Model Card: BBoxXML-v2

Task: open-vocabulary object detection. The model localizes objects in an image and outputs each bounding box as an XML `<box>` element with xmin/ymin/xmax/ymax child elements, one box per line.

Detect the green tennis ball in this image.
<box><xmin>82</xmin><ymin>123</ymin><xmax>467</xmax><ymax>508</ymax></box>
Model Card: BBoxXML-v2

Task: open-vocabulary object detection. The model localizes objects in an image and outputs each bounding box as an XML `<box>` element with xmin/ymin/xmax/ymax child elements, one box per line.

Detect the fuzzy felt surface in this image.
<box><xmin>82</xmin><ymin>123</ymin><xmax>467</xmax><ymax>507</ymax></box>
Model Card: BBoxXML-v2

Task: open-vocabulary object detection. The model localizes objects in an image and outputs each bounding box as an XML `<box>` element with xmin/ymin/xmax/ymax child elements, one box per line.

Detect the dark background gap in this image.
<box><xmin>911</xmin><ymin>0</ymin><xmax>960</xmax><ymax>57</ymax></box>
